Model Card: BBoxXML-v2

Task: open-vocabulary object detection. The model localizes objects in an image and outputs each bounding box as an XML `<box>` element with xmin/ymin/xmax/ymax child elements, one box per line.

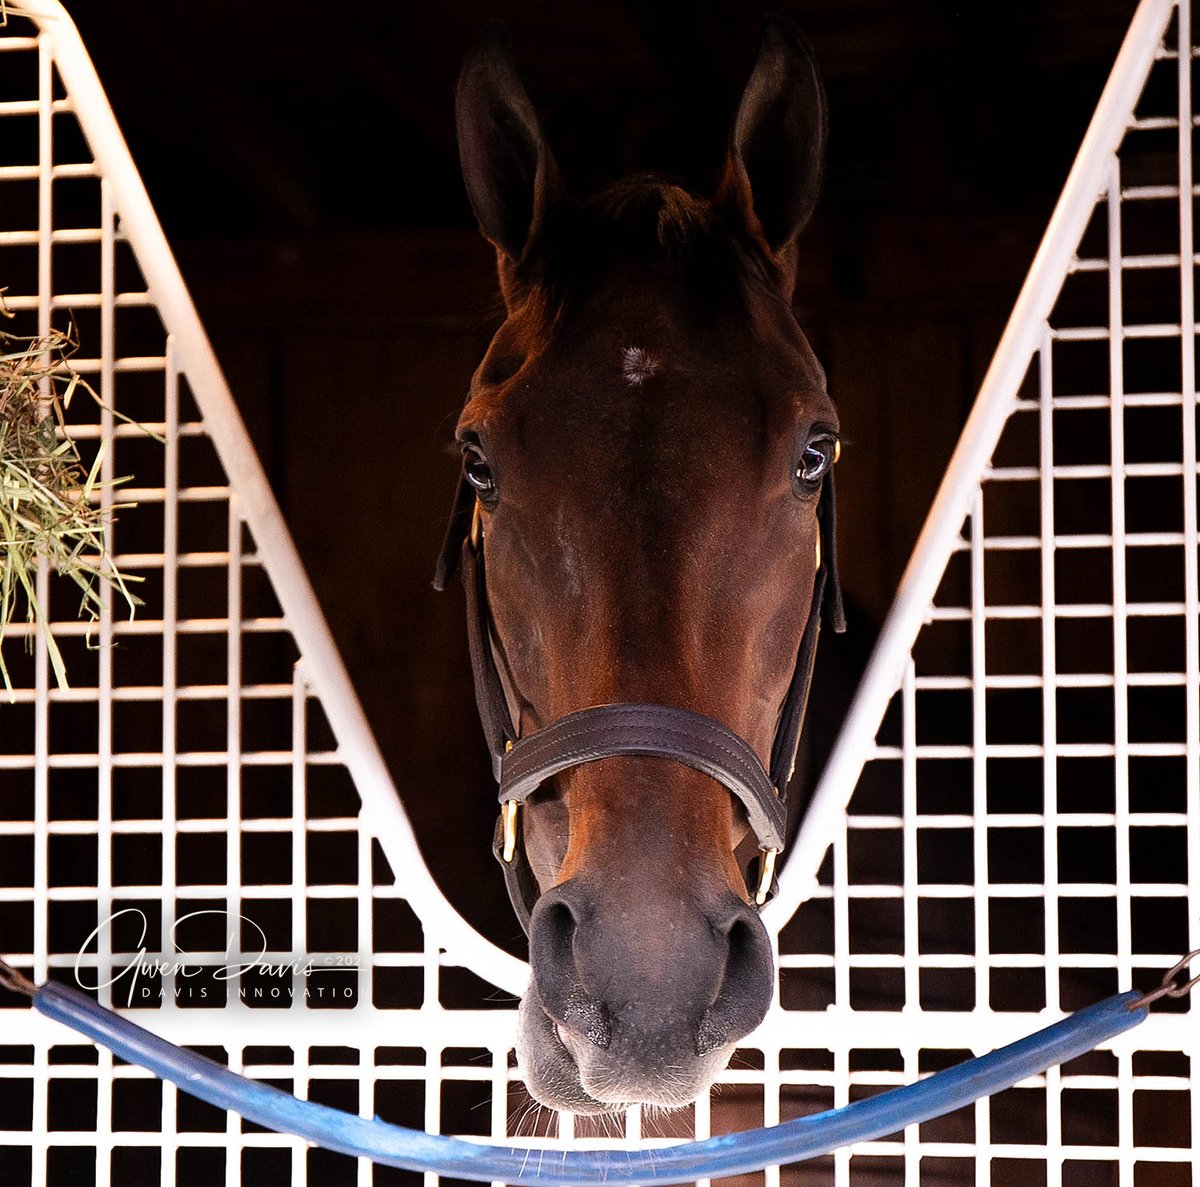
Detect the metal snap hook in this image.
<box><xmin>500</xmin><ymin>800</ymin><xmax>520</xmax><ymax>864</ymax></box>
<box><xmin>754</xmin><ymin>847</ymin><xmax>778</xmax><ymax>907</ymax></box>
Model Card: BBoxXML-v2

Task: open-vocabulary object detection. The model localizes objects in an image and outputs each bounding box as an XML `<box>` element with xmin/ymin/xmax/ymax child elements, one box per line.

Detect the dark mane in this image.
<box><xmin>529</xmin><ymin>175</ymin><xmax>773</xmax><ymax>321</ymax></box>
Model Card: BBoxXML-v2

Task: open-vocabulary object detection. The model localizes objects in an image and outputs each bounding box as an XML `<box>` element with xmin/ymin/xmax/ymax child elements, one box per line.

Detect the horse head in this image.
<box><xmin>437</xmin><ymin>17</ymin><xmax>843</xmax><ymax>1114</ymax></box>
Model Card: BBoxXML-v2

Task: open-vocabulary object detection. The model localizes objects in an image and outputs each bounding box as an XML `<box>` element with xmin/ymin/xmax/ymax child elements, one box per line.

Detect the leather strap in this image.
<box><xmin>500</xmin><ymin>703</ymin><xmax>786</xmax><ymax>852</ymax></box>
<box><xmin>768</xmin><ymin>566</ymin><xmax>825</xmax><ymax>793</ymax></box>
<box><xmin>491</xmin><ymin>813</ymin><xmax>538</xmax><ymax>936</ymax></box>
<box><xmin>462</xmin><ymin>538</ymin><xmax>516</xmax><ymax>777</ymax></box>
<box><xmin>432</xmin><ymin>473</ymin><xmax>475</xmax><ymax>594</ymax></box>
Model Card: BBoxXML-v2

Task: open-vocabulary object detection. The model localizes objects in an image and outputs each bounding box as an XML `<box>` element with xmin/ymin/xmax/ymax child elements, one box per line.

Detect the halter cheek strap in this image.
<box><xmin>434</xmin><ymin>468</ymin><xmax>844</xmax><ymax>935</ymax></box>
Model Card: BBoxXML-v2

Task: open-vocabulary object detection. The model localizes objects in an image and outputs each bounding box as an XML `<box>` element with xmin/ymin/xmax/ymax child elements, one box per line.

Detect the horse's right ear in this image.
<box><xmin>456</xmin><ymin>24</ymin><xmax>561</xmax><ymax>265</ymax></box>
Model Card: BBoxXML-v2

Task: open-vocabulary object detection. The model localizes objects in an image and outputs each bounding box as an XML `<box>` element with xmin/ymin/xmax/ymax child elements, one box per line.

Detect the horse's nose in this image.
<box><xmin>527</xmin><ymin>881</ymin><xmax>773</xmax><ymax>1058</ymax></box>
<box><xmin>694</xmin><ymin>897</ymin><xmax>775</xmax><ymax>1055</ymax></box>
<box><xmin>527</xmin><ymin>888</ymin><xmax>614</xmax><ymax>1049</ymax></box>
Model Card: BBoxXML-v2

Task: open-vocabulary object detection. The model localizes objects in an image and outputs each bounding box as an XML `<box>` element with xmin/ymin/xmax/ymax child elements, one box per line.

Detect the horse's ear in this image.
<box><xmin>456</xmin><ymin>23</ymin><xmax>561</xmax><ymax>263</ymax></box>
<box><xmin>719</xmin><ymin>16</ymin><xmax>826</xmax><ymax>256</ymax></box>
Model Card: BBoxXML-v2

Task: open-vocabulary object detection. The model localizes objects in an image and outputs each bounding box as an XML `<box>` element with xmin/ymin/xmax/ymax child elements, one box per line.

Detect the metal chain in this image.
<box><xmin>0</xmin><ymin>958</ymin><xmax>35</xmax><ymax>998</ymax></box>
<box><xmin>1131</xmin><ymin>949</ymin><xmax>1200</xmax><ymax>1010</ymax></box>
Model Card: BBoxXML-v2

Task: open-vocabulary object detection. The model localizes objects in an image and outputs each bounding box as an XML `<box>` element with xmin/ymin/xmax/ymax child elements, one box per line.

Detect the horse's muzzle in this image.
<box><xmin>517</xmin><ymin>880</ymin><xmax>774</xmax><ymax>1113</ymax></box>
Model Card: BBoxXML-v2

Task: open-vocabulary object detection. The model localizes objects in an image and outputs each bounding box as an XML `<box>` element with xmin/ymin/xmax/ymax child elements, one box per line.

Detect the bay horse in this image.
<box><xmin>435</xmin><ymin>16</ymin><xmax>844</xmax><ymax>1114</ymax></box>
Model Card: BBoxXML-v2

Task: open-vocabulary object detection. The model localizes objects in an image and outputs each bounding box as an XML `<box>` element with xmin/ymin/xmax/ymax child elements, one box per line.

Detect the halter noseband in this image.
<box><xmin>433</xmin><ymin>466</ymin><xmax>845</xmax><ymax>935</ymax></box>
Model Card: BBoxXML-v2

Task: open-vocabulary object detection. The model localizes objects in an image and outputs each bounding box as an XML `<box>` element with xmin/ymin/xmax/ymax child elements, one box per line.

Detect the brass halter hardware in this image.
<box><xmin>753</xmin><ymin>847</ymin><xmax>778</xmax><ymax>906</ymax></box>
<box><xmin>500</xmin><ymin>800</ymin><xmax>519</xmax><ymax>864</ymax></box>
<box><xmin>470</xmin><ymin>499</ymin><xmax>484</xmax><ymax>549</ymax></box>
<box><xmin>500</xmin><ymin>741</ymin><xmax>518</xmax><ymax>863</ymax></box>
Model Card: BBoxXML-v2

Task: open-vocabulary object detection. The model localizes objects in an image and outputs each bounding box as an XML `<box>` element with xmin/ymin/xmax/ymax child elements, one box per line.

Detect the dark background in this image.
<box><xmin>67</xmin><ymin>0</ymin><xmax>1141</xmax><ymax>953</ymax></box>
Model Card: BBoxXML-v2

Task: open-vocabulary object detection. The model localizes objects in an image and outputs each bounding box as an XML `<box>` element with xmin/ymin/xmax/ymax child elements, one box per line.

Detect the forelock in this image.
<box><xmin>525</xmin><ymin>176</ymin><xmax>774</xmax><ymax>324</ymax></box>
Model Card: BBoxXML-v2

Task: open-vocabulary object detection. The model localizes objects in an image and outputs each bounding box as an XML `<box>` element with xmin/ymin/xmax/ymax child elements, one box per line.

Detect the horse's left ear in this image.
<box><xmin>718</xmin><ymin>16</ymin><xmax>826</xmax><ymax>257</ymax></box>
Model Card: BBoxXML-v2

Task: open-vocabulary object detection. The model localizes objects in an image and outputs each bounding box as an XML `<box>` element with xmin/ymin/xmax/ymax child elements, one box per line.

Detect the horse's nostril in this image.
<box><xmin>694</xmin><ymin>910</ymin><xmax>774</xmax><ymax>1057</ymax></box>
<box><xmin>529</xmin><ymin>889</ymin><xmax>612</xmax><ymax>1049</ymax></box>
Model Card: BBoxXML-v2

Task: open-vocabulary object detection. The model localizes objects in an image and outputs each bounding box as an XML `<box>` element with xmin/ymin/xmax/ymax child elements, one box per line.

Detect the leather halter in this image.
<box><xmin>433</xmin><ymin>466</ymin><xmax>845</xmax><ymax>936</ymax></box>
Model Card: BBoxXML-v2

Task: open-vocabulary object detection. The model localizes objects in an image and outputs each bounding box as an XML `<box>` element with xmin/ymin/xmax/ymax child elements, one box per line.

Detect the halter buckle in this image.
<box><xmin>754</xmin><ymin>846</ymin><xmax>778</xmax><ymax>906</ymax></box>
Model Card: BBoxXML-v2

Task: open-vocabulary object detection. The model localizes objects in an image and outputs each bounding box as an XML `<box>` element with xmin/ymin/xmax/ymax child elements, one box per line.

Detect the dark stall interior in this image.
<box><xmin>37</xmin><ymin>0</ymin><xmax>1149</xmax><ymax>956</ymax></box>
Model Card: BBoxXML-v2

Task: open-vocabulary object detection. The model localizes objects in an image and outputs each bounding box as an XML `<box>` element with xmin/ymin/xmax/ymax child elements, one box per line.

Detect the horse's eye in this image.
<box><xmin>462</xmin><ymin>446</ymin><xmax>496</xmax><ymax>499</ymax></box>
<box><xmin>797</xmin><ymin>435</ymin><xmax>838</xmax><ymax>486</ymax></box>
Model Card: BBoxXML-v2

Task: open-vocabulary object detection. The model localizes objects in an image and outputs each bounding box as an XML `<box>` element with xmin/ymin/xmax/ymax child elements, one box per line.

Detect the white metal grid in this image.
<box><xmin>0</xmin><ymin>0</ymin><xmax>1196</xmax><ymax>1185</ymax></box>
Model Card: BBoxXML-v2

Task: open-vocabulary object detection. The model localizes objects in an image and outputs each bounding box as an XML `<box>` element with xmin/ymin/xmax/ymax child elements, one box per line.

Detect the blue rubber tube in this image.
<box><xmin>34</xmin><ymin>979</ymin><xmax>1144</xmax><ymax>1185</ymax></box>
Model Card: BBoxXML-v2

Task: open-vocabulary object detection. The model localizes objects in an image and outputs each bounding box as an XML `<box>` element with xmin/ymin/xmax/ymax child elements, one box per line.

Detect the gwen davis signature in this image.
<box><xmin>74</xmin><ymin>909</ymin><xmax>357</xmax><ymax>1007</ymax></box>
